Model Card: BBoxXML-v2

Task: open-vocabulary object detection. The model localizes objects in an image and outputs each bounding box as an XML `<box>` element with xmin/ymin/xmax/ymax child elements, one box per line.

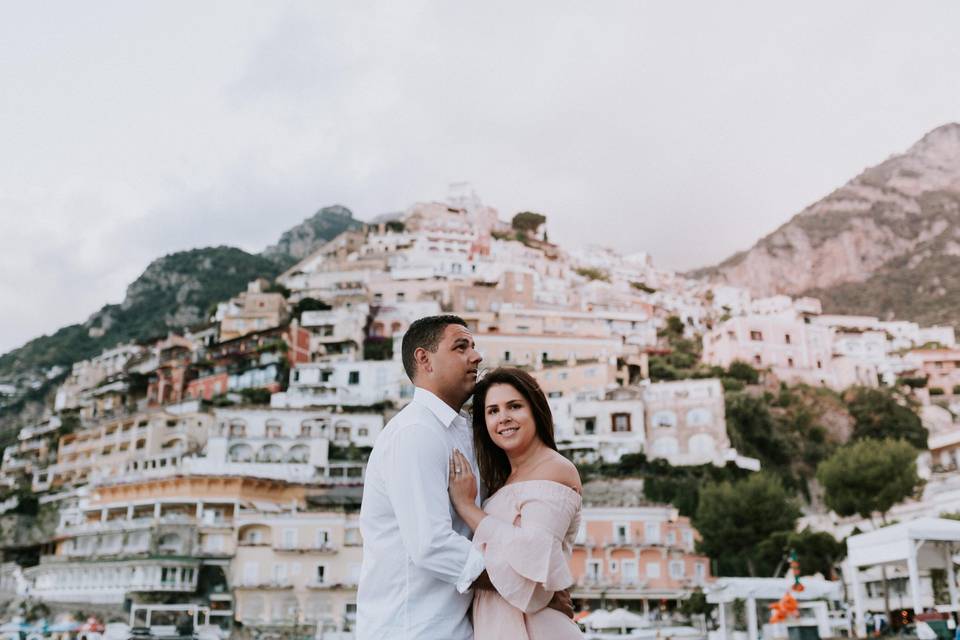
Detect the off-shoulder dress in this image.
<box><xmin>471</xmin><ymin>479</ymin><xmax>584</xmax><ymax>639</ymax></box>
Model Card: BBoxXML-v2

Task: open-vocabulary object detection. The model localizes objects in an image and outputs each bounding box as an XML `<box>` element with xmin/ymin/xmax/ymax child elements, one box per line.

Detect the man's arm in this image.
<box><xmin>384</xmin><ymin>422</ymin><xmax>484</xmax><ymax>587</ymax></box>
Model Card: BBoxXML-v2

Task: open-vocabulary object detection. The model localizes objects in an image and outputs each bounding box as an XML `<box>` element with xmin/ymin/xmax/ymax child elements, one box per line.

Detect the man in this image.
<box><xmin>357</xmin><ymin>314</ymin><xmax>572</xmax><ymax>639</ymax></box>
<box><xmin>357</xmin><ymin>315</ymin><xmax>485</xmax><ymax>639</ymax></box>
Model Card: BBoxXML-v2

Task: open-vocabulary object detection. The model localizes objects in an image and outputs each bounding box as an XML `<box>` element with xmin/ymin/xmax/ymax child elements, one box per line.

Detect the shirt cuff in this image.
<box><xmin>455</xmin><ymin>546</ymin><xmax>486</xmax><ymax>594</ymax></box>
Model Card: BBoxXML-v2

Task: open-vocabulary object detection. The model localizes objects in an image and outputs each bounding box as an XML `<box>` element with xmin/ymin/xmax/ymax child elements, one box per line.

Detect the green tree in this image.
<box><xmin>727</xmin><ymin>360</ymin><xmax>760</xmax><ymax>384</ymax></box>
<box><xmin>817</xmin><ymin>437</ymin><xmax>921</xmax><ymax>621</ymax></box>
<box><xmin>694</xmin><ymin>473</ymin><xmax>801</xmax><ymax>576</ymax></box>
<box><xmin>816</xmin><ymin>438</ymin><xmax>921</xmax><ymax>521</ymax></box>
<box><xmin>756</xmin><ymin>527</ymin><xmax>846</xmax><ymax>578</ymax></box>
<box><xmin>845</xmin><ymin>387</ymin><xmax>927</xmax><ymax>449</ymax></box>
<box><xmin>293</xmin><ymin>297</ymin><xmax>332</xmax><ymax>319</ymax></box>
<box><xmin>661</xmin><ymin>315</ymin><xmax>686</xmax><ymax>340</ymax></box>
<box><xmin>511</xmin><ymin>211</ymin><xmax>547</xmax><ymax>234</ymax></box>
<box><xmin>724</xmin><ymin>394</ymin><xmax>792</xmax><ymax>471</ymax></box>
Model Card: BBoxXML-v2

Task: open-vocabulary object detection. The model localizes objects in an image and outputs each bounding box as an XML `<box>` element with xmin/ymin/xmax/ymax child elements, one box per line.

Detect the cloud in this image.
<box><xmin>1</xmin><ymin>0</ymin><xmax>959</xmax><ymax>355</ymax></box>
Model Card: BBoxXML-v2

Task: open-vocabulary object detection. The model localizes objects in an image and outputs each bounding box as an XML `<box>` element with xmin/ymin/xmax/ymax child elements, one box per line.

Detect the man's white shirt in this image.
<box><xmin>357</xmin><ymin>387</ymin><xmax>485</xmax><ymax>640</ymax></box>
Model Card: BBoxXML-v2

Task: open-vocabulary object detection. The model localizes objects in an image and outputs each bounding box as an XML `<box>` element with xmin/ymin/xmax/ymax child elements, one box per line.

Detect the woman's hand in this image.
<box><xmin>448</xmin><ymin>449</ymin><xmax>485</xmax><ymax>531</ymax></box>
<box><xmin>448</xmin><ymin>449</ymin><xmax>478</xmax><ymax>509</ymax></box>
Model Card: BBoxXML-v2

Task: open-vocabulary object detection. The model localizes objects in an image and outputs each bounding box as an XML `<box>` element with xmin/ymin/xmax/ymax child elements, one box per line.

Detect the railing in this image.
<box><xmin>233</xmin><ymin>579</ymin><xmax>293</xmax><ymax>589</ymax></box>
<box><xmin>273</xmin><ymin>542</ymin><xmax>339</xmax><ymax>553</ymax></box>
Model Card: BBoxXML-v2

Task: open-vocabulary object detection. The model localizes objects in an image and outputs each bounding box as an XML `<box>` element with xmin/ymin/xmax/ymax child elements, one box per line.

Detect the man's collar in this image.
<box><xmin>413</xmin><ymin>387</ymin><xmax>467</xmax><ymax>429</ymax></box>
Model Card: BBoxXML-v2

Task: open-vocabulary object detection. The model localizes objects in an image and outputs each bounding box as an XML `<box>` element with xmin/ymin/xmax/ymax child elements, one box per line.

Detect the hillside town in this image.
<box><xmin>3</xmin><ymin>192</ymin><xmax>960</xmax><ymax>639</ymax></box>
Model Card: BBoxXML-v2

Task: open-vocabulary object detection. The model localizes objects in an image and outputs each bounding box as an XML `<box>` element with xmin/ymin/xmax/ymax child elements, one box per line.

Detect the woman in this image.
<box><xmin>448</xmin><ymin>367</ymin><xmax>584</xmax><ymax>639</ymax></box>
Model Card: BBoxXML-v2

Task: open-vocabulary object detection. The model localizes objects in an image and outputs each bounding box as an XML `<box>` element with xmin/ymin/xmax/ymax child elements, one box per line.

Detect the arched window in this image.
<box><xmin>651</xmin><ymin>437</ymin><xmax>679</xmax><ymax>458</ymax></box>
<box><xmin>228</xmin><ymin>443</ymin><xmax>253</xmax><ymax>463</ymax></box>
<box><xmin>264</xmin><ymin>419</ymin><xmax>283</xmax><ymax>439</ymax></box>
<box><xmin>286</xmin><ymin>444</ymin><xmax>310</xmax><ymax>464</ymax></box>
<box><xmin>257</xmin><ymin>444</ymin><xmax>284</xmax><ymax>463</ymax></box>
<box><xmin>685</xmin><ymin>408</ymin><xmax>712</xmax><ymax>427</ymax></box>
<box><xmin>688</xmin><ymin>434</ymin><xmax>717</xmax><ymax>458</ymax></box>
<box><xmin>651</xmin><ymin>411</ymin><xmax>677</xmax><ymax>428</ymax></box>
<box><xmin>229</xmin><ymin>419</ymin><xmax>247</xmax><ymax>438</ymax></box>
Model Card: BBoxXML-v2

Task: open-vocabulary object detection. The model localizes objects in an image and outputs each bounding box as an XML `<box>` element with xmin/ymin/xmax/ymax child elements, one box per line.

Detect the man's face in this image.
<box><xmin>422</xmin><ymin>324</ymin><xmax>482</xmax><ymax>405</ymax></box>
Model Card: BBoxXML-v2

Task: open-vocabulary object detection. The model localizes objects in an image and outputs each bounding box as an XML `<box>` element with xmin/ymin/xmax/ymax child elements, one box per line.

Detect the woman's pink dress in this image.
<box><xmin>471</xmin><ymin>479</ymin><xmax>584</xmax><ymax>639</ymax></box>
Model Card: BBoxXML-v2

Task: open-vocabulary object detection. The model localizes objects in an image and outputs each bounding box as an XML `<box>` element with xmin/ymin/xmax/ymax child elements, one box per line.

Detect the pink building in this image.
<box><xmin>703</xmin><ymin>316</ymin><xmax>876</xmax><ymax>389</ymax></box>
<box><xmin>570</xmin><ymin>505</ymin><xmax>712</xmax><ymax>613</ymax></box>
<box><xmin>907</xmin><ymin>348</ymin><xmax>960</xmax><ymax>394</ymax></box>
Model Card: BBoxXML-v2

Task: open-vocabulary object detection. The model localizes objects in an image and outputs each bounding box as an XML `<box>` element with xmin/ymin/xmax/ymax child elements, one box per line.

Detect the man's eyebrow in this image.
<box><xmin>452</xmin><ymin>337</ymin><xmax>472</xmax><ymax>347</ymax></box>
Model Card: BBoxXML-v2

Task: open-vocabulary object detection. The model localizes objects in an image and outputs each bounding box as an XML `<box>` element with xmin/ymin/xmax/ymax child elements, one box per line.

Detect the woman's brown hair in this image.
<box><xmin>471</xmin><ymin>367</ymin><xmax>558</xmax><ymax>496</ymax></box>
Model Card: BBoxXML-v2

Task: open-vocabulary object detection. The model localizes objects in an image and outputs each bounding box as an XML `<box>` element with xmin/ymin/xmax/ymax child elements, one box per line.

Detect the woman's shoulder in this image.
<box><xmin>532</xmin><ymin>452</ymin><xmax>582</xmax><ymax>494</ymax></box>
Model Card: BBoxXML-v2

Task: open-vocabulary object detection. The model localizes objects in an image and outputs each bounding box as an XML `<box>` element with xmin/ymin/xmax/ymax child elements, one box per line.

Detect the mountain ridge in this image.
<box><xmin>693</xmin><ymin>122</ymin><xmax>960</xmax><ymax>328</ymax></box>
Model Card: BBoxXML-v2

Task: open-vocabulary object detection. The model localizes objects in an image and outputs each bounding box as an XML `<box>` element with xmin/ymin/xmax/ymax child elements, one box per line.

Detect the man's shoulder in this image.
<box><xmin>383</xmin><ymin>400</ymin><xmax>437</xmax><ymax>434</ymax></box>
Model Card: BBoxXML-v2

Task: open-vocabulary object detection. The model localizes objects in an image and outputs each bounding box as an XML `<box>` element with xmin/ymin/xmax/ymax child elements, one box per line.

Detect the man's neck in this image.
<box><xmin>417</xmin><ymin>383</ymin><xmax>464</xmax><ymax>413</ymax></box>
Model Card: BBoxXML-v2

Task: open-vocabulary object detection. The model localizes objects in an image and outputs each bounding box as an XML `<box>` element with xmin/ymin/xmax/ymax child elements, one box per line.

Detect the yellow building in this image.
<box><xmin>232</xmin><ymin>489</ymin><xmax>363</xmax><ymax>634</ymax></box>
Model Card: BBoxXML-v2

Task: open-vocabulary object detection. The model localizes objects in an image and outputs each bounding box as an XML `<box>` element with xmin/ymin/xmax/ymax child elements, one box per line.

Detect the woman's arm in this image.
<box><xmin>448</xmin><ymin>448</ymin><xmax>487</xmax><ymax>531</ymax></box>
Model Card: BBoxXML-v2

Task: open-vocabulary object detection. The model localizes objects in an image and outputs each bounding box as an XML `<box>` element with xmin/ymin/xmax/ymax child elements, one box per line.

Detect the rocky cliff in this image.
<box><xmin>694</xmin><ymin>123</ymin><xmax>960</xmax><ymax>326</ymax></box>
<box><xmin>261</xmin><ymin>205</ymin><xmax>362</xmax><ymax>267</ymax></box>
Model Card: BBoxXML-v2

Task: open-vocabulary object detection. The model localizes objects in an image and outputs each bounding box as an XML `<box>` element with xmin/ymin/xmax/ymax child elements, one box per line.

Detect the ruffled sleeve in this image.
<box><xmin>472</xmin><ymin>485</ymin><xmax>580</xmax><ymax>614</ymax></box>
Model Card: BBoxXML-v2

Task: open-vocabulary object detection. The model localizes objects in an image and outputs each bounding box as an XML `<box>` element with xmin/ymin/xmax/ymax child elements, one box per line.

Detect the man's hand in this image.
<box><xmin>547</xmin><ymin>589</ymin><xmax>574</xmax><ymax>618</ymax></box>
<box><xmin>471</xmin><ymin>571</ymin><xmax>494</xmax><ymax>591</ymax></box>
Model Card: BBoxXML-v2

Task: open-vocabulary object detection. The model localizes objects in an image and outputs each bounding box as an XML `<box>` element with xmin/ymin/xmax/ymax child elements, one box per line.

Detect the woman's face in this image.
<box><xmin>483</xmin><ymin>383</ymin><xmax>539</xmax><ymax>454</ymax></box>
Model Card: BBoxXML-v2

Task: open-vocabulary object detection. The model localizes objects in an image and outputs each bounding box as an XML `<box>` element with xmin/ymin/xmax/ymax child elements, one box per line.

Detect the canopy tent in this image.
<box><xmin>845</xmin><ymin>517</ymin><xmax>960</xmax><ymax>637</ymax></box>
<box><xmin>582</xmin><ymin>608</ymin><xmax>649</xmax><ymax>633</ymax></box>
<box><xmin>705</xmin><ymin>577</ymin><xmax>842</xmax><ymax>640</ymax></box>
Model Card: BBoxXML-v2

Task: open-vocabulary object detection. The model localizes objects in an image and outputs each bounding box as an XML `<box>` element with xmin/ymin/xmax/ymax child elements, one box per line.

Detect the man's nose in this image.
<box><xmin>471</xmin><ymin>349</ymin><xmax>482</xmax><ymax>363</ymax></box>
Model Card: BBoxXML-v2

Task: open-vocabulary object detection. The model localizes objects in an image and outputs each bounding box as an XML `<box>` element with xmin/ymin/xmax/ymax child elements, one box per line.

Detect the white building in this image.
<box><xmin>195</xmin><ymin>408</ymin><xmax>377</xmax><ymax>484</ymax></box>
<box><xmin>272</xmin><ymin>360</ymin><xmax>411</xmax><ymax>409</ymax></box>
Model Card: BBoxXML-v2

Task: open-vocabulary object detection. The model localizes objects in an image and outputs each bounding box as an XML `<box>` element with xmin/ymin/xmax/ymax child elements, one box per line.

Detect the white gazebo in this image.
<box><xmin>846</xmin><ymin>517</ymin><xmax>960</xmax><ymax>637</ymax></box>
<box><xmin>705</xmin><ymin>577</ymin><xmax>842</xmax><ymax>640</ymax></box>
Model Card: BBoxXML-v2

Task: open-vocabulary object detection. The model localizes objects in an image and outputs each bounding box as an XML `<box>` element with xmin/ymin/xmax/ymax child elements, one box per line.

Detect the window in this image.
<box><xmin>358</xmin><ymin>428</ymin><xmax>369</xmax><ymax>437</ymax></box>
<box><xmin>587</xmin><ymin>560</ymin><xmax>601</xmax><ymax>582</ymax></box>
<box><xmin>614</xmin><ymin>523</ymin><xmax>629</xmax><ymax>543</ymax></box>
<box><xmin>695</xmin><ymin>562</ymin><xmax>706</xmax><ymax>581</ymax></box>
<box><xmin>584</xmin><ymin>418</ymin><xmax>595</xmax><ymax>435</ymax></box>
<box><xmin>396</xmin><ymin>292</ymin><xmax>406</xmax><ymax>302</ymax></box>
<box><xmin>503</xmin><ymin>351</ymin><xmax>511</xmax><ymax>362</ymax></box>
<box><xmin>316</xmin><ymin>530</ymin><xmax>330</xmax><ymax>548</ymax></box>
<box><xmin>316</xmin><ymin>565</ymin><xmax>326</xmax><ymax>584</ymax></box>
<box><xmin>645</xmin><ymin>522</ymin><xmax>661</xmax><ymax>544</ymax></box>
<box><xmin>787</xmin><ymin>357</ymin><xmax>795</xmax><ymax>367</ymax></box>
<box><xmin>612</xmin><ymin>413</ymin><xmax>631</xmax><ymax>432</ymax></box>
<box><xmin>282</xmin><ymin>529</ymin><xmax>297</xmax><ymax>548</ymax></box>
<box><xmin>753</xmin><ymin>354</ymin><xmax>762</xmax><ymax>365</ymax></box>
<box><xmin>785</xmin><ymin>334</ymin><xmax>792</xmax><ymax>344</ymax></box>
<box><xmin>646</xmin><ymin>562</ymin><xmax>661</xmax><ymax>578</ymax></box>
<box><xmin>243</xmin><ymin>562</ymin><xmax>259</xmax><ymax>584</ymax></box>
<box><xmin>273</xmin><ymin>563</ymin><xmax>287</xmax><ymax>584</ymax></box>
<box><xmin>666</xmin><ymin>531</ymin><xmax>676</xmax><ymax>545</ymax></box>
<box><xmin>622</xmin><ymin>561</ymin><xmax>639</xmax><ymax>583</ymax></box>
<box><xmin>816</xmin><ymin>360</ymin><xmax>823</xmax><ymax>369</ymax></box>
<box><xmin>348</xmin><ymin>371</ymin><xmax>360</xmax><ymax>385</ymax></box>
<box><xmin>669</xmin><ymin>560</ymin><xmax>685</xmax><ymax>578</ymax></box>
<box><xmin>749</xmin><ymin>330</ymin><xmax>763</xmax><ymax>341</ymax></box>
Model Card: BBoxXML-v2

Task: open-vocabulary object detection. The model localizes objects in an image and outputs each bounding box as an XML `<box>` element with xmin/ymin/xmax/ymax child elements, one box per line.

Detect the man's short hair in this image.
<box><xmin>401</xmin><ymin>315</ymin><xmax>468</xmax><ymax>382</ymax></box>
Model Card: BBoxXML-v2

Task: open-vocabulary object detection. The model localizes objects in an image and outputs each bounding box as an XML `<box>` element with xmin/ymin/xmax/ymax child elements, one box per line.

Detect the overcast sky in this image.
<box><xmin>2</xmin><ymin>1</ymin><xmax>959</xmax><ymax>356</ymax></box>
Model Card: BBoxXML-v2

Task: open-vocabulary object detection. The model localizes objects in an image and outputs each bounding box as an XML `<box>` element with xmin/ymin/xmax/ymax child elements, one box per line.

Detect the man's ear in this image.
<box><xmin>414</xmin><ymin>346</ymin><xmax>432</xmax><ymax>375</ymax></box>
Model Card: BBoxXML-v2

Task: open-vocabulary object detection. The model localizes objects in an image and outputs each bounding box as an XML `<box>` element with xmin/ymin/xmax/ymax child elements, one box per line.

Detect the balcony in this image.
<box><xmin>233</xmin><ymin>579</ymin><xmax>293</xmax><ymax>590</ymax></box>
<box><xmin>306</xmin><ymin>579</ymin><xmax>358</xmax><ymax>590</ymax></box>
<box><xmin>273</xmin><ymin>542</ymin><xmax>339</xmax><ymax>554</ymax></box>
